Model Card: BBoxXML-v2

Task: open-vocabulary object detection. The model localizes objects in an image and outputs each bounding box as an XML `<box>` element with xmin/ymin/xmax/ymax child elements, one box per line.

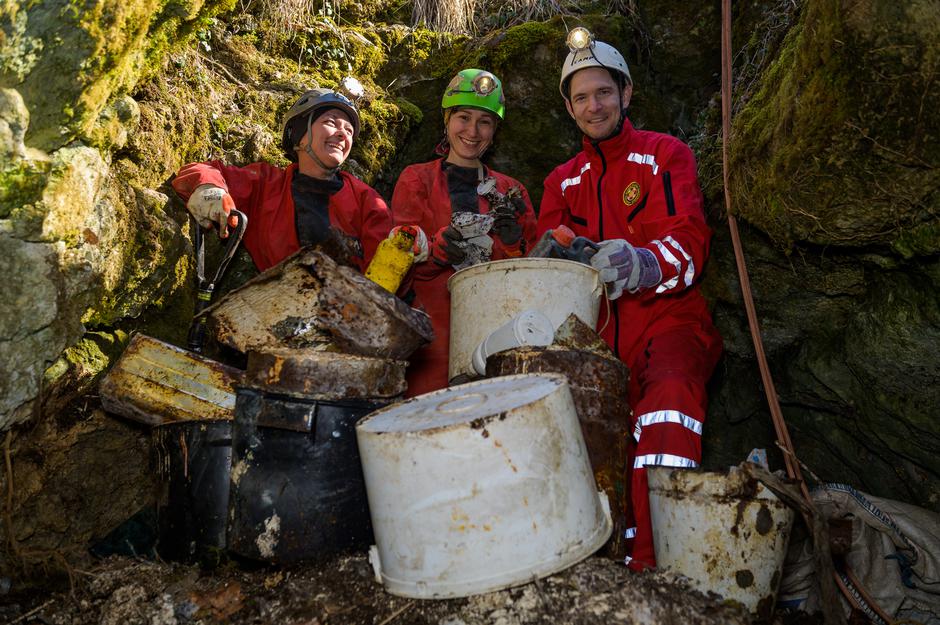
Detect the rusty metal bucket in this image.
<box><xmin>227</xmin><ymin>389</ymin><xmax>382</xmax><ymax>563</ymax></box>
<box><xmin>226</xmin><ymin>349</ymin><xmax>405</xmax><ymax>563</ymax></box>
<box><xmin>647</xmin><ymin>466</ymin><xmax>795</xmax><ymax>616</ymax></box>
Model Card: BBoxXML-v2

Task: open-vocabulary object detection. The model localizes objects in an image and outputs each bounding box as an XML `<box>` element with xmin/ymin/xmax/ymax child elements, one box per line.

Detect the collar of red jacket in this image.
<box><xmin>581</xmin><ymin>115</ymin><xmax>635</xmax><ymax>159</ymax></box>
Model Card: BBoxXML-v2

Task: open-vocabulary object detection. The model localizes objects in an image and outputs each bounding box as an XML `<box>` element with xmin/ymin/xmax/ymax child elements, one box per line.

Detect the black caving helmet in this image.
<box><xmin>280</xmin><ymin>88</ymin><xmax>360</xmax><ymax>161</ymax></box>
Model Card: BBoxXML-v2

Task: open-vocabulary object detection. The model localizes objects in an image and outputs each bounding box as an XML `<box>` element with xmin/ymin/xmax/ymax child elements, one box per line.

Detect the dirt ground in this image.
<box><xmin>0</xmin><ymin>552</ymin><xmax>812</xmax><ymax>625</ymax></box>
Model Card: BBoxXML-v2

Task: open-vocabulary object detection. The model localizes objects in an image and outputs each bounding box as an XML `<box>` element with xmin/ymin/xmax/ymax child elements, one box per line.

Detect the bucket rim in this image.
<box><xmin>646</xmin><ymin>464</ymin><xmax>793</xmax><ymax>502</ymax></box>
<box><xmin>447</xmin><ymin>257</ymin><xmax>598</xmax><ymax>291</ymax></box>
<box><xmin>356</xmin><ymin>372</ymin><xmax>568</xmax><ymax>433</ymax></box>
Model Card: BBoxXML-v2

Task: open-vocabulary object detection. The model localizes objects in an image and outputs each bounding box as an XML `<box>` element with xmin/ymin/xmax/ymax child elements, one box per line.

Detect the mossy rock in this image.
<box><xmin>1</xmin><ymin>0</ymin><xmax>236</xmax><ymax>152</ymax></box>
<box><xmin>728</xmin><ymin>1</ymin><xmax>940</xmax><ymax>252</ymax></box>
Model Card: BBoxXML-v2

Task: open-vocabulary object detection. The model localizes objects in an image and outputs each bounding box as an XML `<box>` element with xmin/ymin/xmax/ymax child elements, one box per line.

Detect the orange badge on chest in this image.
<box><xmin>622</xmin><ymin>181</ymin><xmax>641</xmax><ymax>206</ymax></box>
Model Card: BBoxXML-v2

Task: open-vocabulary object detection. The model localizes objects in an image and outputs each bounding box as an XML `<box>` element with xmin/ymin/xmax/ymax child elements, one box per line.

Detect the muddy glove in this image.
<box><xmin>187</xmin><ymin>184</ymin><xmax>239</xmax><ymax>238</ymax></box>
<box><xmin>491</xmin><ymin>213</ymin><xmax>523</xmax><ymax>246</ymax></box>
<box><xmin>389</xmin><ymin>225</ymin><xmax>430</xmax><ymax>263</ymax></box>
<box><xmin>590</xmin><ymin>239</ymin><xmax>662</xmax><ymax>300</ymax></box>
<box><xmin>432</xmin><ymin>225</ymin><xmax>467</xmax><ymax>267</ymax></box>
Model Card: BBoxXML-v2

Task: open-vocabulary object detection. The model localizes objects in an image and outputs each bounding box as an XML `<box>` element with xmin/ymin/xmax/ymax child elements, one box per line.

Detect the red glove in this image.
<box><xmin>431</xmin><ymin>225</ymin><xmax>467</xmax><ymax>267</ymax></box>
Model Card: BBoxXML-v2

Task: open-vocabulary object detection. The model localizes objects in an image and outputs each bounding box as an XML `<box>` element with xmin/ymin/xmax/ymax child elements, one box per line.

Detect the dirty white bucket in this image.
<box><xmin>647</xmin><ymin>466</ymin><xmax>795</xmax><ymax>615</ymax></box>
<box><xmin>447</xmin><ymin>258</ymin><xmax>602</xmax><ymax>383</ymax></box>
<box><xmin>356</xmin><ymin>374</ymin><xmax>612</xmax><ymax>599</ymax></box>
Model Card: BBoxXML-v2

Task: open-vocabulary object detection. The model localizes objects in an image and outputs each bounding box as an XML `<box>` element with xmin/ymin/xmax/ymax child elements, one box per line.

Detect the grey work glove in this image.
<box><xmin>589</xmin><ymin>239</ymin><xmax>662</xmax><ymax>299</ymax></box>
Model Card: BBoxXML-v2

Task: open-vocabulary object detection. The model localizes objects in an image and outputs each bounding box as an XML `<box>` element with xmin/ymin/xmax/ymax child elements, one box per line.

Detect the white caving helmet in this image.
<box><xmin>559</xmin><ymin>27</ymin><xmax>632</xmax><ymax>100</ymax></box>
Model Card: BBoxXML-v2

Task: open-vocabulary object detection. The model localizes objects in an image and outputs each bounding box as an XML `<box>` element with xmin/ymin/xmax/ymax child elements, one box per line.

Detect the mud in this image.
<box><xmin>2</xmin><ymin>553</ymin><xmax>761</xmax><ymax>625</ymax></box>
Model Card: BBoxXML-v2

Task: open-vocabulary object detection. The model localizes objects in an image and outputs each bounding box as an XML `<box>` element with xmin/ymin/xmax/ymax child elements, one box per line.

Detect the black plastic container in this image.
<box><xmin>153</xmin><ymin>420</ymin><xmax>232</xmax><ymax>562</ymax></box>
<box><xmin>227</xmin><ymin>388</ymin><xmax>381</xmax><ymax>563</ymax></box>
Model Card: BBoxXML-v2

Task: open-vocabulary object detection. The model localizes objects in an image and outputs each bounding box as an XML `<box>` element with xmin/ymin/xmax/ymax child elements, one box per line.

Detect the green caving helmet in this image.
<box><xmin>441</xmin><ymin>69</ymin><xmax>505</xmax><ymax>119</ymax></box>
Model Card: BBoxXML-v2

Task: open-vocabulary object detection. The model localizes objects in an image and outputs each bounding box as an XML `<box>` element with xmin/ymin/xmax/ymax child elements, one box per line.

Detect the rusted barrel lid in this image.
<box><xmin>245</xmin><ymin>348</ymin><xmax>407</xmax><ymax>399</ymax></box>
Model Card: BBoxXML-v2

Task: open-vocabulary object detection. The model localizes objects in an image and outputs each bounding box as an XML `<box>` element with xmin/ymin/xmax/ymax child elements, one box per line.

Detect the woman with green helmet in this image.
<box><xmin>391</xmin><ymin>68</ymin><xmax>537</xmax><ymax>397</ymax></box>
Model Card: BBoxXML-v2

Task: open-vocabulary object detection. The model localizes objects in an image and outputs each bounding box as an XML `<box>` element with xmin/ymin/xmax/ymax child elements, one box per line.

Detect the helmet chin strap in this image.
<box><xmin>299</xmin><ymin>113</ymin><xmax>340</xmax><ymax>177</ymax></box>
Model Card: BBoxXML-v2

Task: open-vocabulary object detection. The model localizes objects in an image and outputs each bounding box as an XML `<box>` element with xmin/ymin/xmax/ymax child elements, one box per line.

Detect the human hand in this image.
<box><xmin>187</xmin><ymin>184</ymin><xmax>239</xmax><ymax>238</ymax></box>
<box><xmin>389</xmin><ymin>225</ymin><xmax>430</xmax><ymax>263</ymax></box>
<box><xmin>432</xmin><ymin>225</ymin><xmax>467</xmax><ymax>266</ymax></box>
<box><xmin>589</xmin><ymin>239</ymin><xmax>662</xmax><ymax>299</ymax></box>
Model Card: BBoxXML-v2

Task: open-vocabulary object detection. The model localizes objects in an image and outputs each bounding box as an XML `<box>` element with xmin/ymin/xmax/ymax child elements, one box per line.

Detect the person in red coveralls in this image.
<box><xmin>391</xmin><ymin>69</ymin><xmax>538</xmax><ymax>397</ymax></box>
<box><xmin>172</xmin><ymin>86</ymin><xmax>393</xmax><ymax>273</ymax></box>
<box><xmin>537</xmin><ymin>29</ymin><xmax>723</xmax><ymax>570</ymax></box>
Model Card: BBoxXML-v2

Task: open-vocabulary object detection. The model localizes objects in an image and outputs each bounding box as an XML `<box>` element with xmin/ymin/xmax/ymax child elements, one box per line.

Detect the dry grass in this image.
<box><xmin>412</xmin><ymin>0</ymin><xmax>477</xmax><ymax>34</ymax></box>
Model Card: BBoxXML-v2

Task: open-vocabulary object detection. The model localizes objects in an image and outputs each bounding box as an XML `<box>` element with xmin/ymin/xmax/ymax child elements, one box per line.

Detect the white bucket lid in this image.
<box><xmin>358</xmin><ymin>374</ymin><xmax>566</xmax><ymax>434</ymax></box>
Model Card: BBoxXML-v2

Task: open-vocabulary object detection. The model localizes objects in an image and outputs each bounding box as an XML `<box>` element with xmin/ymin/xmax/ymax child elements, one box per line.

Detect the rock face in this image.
<box><xmin>699</xmin><ymin>0</ymin><xmax>940</xmax><ymax>510</ymax></box>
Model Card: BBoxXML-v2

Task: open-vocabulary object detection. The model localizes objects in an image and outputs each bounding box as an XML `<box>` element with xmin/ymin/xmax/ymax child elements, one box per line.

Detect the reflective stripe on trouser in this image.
<box><xmin>624</xmin><ymin>326</ymin><xmax>719</xmax><ymax>570</ymax></box>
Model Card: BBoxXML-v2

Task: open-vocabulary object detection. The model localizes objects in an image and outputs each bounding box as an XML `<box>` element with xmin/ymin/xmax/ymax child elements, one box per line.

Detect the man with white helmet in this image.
<box><xmin>172</xmin><ymin>86</ymin><xmax>398</xmax><ymax>273</ymax></box>
<box><xmin>538</xmin><ymin>28</ymin><xmax>723</xmax><ymax>570</ymax></box>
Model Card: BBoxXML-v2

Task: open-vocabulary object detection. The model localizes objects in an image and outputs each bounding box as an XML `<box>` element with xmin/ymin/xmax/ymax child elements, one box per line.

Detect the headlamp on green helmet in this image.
<box><xmin>442</xmin><ymin>69</ymin><xmax>505</xmax><ymax>119</ymax></box>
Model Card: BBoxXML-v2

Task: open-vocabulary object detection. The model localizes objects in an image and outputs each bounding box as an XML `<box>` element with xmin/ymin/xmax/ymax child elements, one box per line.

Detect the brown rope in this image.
<box><xmin>719</xmin><ymin>2</ymin><xmax>893</xmax><ymax>623</ymax></box>
<box><xmin>720</xmin><ymin>0</ymin><xmax>807</xmax><ymax>499</ymax></box>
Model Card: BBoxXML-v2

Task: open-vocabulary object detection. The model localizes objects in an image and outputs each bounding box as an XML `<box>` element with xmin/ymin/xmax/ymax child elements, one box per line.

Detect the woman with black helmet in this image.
<box><xmin>172</xmin><ymin>87</ymin><xmax>392</xmax><ymax>272</ymax></box>
<box><xmin>391</xmin><ymin>69</ymin><xmax>538</xmax><ymax>397</ymax></box>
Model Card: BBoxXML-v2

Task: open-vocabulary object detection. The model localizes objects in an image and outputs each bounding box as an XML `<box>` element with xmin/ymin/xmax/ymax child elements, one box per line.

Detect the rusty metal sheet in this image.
<box><xmin>99</xmin><ymin>333</ymin><xmax>243</xmax><ymax>426</ymax></box>
<box><xmin>206</xmin><ymin>249</ymin><xmax>433</xmax><ymax>359</ymax></box>
<box><xmin>316</xmin><ymin>258</ymin><xmax>434</xmax><ymax>358</ymax></box>
<box><xmin>245</xmin><ymin>349</ymin><xmax>407</xmax><ymax>399</ymax></box>
<box><xmin>553</xmin><ymin>313</ymin><xmax>615</xmax><ymax>356</ymax></box>
<box><xmin>486</xmin><ymin>346</ymin><xmax>631</xmax><ymax>559</ymax></box>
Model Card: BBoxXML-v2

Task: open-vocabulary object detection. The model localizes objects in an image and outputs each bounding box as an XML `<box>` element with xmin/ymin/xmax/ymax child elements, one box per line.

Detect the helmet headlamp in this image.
<box><xmin>566</xmin><ymin>27</ymin><xmax>594</xmax><ymax>52</ymax></box>
<box><xmin>472</xmin><ymin>72</ymin><xmax>498</xmax><ymax>96</ymax></box>
<box><xmin>339</xmin><ymin>76</ymin><xmax>365</xmax><ymax>102</ymax></box>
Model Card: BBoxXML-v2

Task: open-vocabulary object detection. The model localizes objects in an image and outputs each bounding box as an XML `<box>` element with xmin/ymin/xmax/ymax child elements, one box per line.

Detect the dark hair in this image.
<box><xmin>283</xmin><ymin>107</ymin><xmax>342</xmax><ymax>161</ymax></box>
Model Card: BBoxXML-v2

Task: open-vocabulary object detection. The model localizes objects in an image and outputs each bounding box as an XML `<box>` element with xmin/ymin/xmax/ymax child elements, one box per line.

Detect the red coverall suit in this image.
<box><xmin>391</xmin><ymin>159</ymin><xmax>538</xmax><ymax>397</ymax></box>
<box><xmin>538</xmin><ymin>118</ymin><xmax>722</xmax><ymax>568</ymax></box>
<box><xmin>172</xmin><ymin>161</ymin><xmax>392</xmax><ymax>272</ymax></box>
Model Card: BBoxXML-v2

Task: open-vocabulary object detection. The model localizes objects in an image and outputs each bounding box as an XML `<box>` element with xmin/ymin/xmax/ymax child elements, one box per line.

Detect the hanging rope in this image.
<box><xmin>719</xmin><ymin>2</ymin><xmax>894</xmax><ymax>624</ymax></box>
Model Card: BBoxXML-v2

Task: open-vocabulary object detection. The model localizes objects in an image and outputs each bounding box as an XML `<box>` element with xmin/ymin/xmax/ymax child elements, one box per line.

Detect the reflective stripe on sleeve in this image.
<box><xmin>663</xmin><ymin>235</ymin><xmax>695</xmax><ymax>287</ymax></box>
<box><xmin>633</xmin><ymin>454</ymin><xmax>699</xmax><ymax>470</ymax></box>
<box><xmin>560</xmin><ymin>162</ymin><xmax>591</xmax><ymax>193</ymax></box>
<box><xmin>650</xmin><ymin>239</ymin><xmax>681</xmax><ymax>293</ymax></box>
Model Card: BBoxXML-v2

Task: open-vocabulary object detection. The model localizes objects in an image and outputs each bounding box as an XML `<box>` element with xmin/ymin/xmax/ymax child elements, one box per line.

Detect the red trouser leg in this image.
<box><xmin>624</xmin><ymin>325</ymin><xmax>720</xmax><ymax>569</ymax></box>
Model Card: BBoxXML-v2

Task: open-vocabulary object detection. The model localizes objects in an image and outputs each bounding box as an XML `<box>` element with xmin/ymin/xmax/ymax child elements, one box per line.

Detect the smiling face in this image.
<box><xmin>297</xmin><ymin>108</ymin><xmax>355</xmax><ymax>177</ymax></box>
<box><xmin>565</xmin><ymin>67</ymin><xmax>632</xmax><ymax>141</ymax></box>
<box><xmin>444</xmin><ymin>107</ymin><xmax>497</xmax><ymax>167</ymax></box>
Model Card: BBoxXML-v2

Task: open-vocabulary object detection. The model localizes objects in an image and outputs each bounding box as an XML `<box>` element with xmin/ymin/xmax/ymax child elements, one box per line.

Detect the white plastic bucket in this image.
<box><xmin>447</xmin><ymin>258</ymin><xmax>602</xmax><ymax>383</ymax></box>
<box><xmin>647</xmin><ymin>466</ymin><xmax>795</xmax><ymax>614</ymax></box>
<box><xmin>356</xmin><ymin>374</ymin><xmax>612</xmax><ymax>599</ymax></box>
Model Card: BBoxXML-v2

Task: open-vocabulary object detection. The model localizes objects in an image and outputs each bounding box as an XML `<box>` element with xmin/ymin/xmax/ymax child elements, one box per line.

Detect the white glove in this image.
<box><xmin>389</xmin><ymin>225</ymin><xmax>430</xmax><ymax>263</ymax></box>
<box><xmin>187</xmin><ymin>184</ymin><xmax>236</xmax><ymax>237</ymax></box>
<box><xmin>590</xmin><ymin>239</ymin><xmax>662</xmax><ymax>299</ymax></box>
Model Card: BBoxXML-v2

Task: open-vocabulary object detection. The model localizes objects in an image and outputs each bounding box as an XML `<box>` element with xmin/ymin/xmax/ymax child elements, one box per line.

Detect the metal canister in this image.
<box><xmin>486</xmin><ymin>346</ymin><xmax>632</xmax><ymax>559</ymax></box>
<box><xmin>154</xmin><ymin>420</ymin><xmax>233</xmax><ymax>562</ymax></box>
<box><xmin>227</xmin><ymin>349</ymin><xmax>406</xmax><ymax>563</ymax></box>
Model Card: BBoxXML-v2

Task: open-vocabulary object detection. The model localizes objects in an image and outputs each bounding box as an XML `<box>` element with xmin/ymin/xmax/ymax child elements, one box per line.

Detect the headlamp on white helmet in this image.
<box><xmin>559</xmin><ymin>27</ymin><xmax>632</xmax><ymax>100</ymax></box>
<box><xmin>566</xmin><ymin>27</ymin><xmax>593</xmax><ymax>52</ymax></box>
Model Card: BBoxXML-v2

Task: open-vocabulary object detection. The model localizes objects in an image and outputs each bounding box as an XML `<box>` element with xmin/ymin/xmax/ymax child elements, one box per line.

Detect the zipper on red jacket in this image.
<box><xmin>591</xmin><ymin>139</ymin><xmax>622</xmax><ymax>360</ymax></box>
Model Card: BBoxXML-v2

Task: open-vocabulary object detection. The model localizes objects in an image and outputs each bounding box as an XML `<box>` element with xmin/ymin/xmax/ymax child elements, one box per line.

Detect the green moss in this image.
<box><xmin>0</xmin><ymin>160</ymin><xmax>51</xmax><ymax>218</ymax></box>
<box><xmin>725</xmin><ymin>1</ymin><xmax>940</xmax><ymax>250</ymax></box>
<box><xmin>355</xmin><ymin>97</ymin><xmax>422</xmax><ymax>182</ymax></box>
<box><xmin>466</xmin><ymin>20</ymin><xmax>557</xmax><ymax>74</ymax></box>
